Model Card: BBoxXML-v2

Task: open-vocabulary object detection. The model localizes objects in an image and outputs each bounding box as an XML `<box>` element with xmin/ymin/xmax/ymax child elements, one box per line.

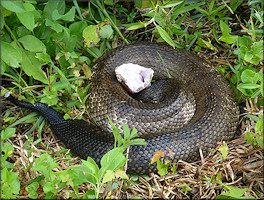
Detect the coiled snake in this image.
<box><xmin>7</xmin><ymin>42</ymin><xmax>239</xmax><ymax>174</ymax></box>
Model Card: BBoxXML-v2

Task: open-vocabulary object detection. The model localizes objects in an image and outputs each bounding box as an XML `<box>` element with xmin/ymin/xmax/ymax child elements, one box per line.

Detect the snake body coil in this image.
<box><xmin>7</xmin><ymin>42</ymin><xmax>239</xmax><ymax>174</ymax></box>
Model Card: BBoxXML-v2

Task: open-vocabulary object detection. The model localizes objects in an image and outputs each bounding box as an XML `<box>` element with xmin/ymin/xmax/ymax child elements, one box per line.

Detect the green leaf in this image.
<box><xmin>21</xmin><ymin>50</ymin><xmax>48</xmax><ymax>84</ymax></box>
<box><xmin>130</xmin><ymin>127</ymin><xmax>139</xmax><ymax>139</ymax></box>
<box><xmin>1</xmin><ymin>168</ymin><xmax>20</xmax><ymax>198</ymax></box>
<box><xmin>237</xmin><ymin>83</ymin><xmax>260</xmax><ymax>90</ymax></box>
<box><xmin>244</xmin><ymin>40</ymin><xmax>263</xmax><ymax>65</ymax></box>
<box><xmin>216</xmin><ymin>188</ymin><xmax>249</xmax><ymax>199</ymax></box>
<box><xmin>16</xmin><ymin>11</ymin><xmax>35</xmax><ymax>31</ymax></box>
<box><xmin>26</xmin><ymin>182</ymin><xmax>39</xmax><ymax>199</ymax></box>
<box><xmin>239</xmin><ymin>36</ymin><xmax>252</xmax><ymax>48</ymax></box>
<box><xmin>162</xmin><ymin>1</ymin><xmax>183</xmax><ymax>8</ymax></box>
<box><xmin>241</xmin><ymin>69</ymin><xmax>259</xmax><ymax>84</ymax></box>
<box><xmin>128</xmin><ymin>138</ymin><xmax>147</xmax><ymax>146</ymax></box>
<box><xmin>18</xmin><ymin>35</ymin><xmax>46</xmax><ymax>52</ymax></box>
<box><xmin>255</xmin><ymin>135</ymin><xmax>263</xmax><ymax>148</ymax></box>
<box><xmin>244</xmin><ymin>132</ymin><xmax>255</xmax><ymax>143</ymax></box>
<box><xmin>1</xmin><ymin>41</ymin><xmax>22</xmax><ymax>68</ymax></box>
<box><xmin>69</xmin><ymin>21</ymin><xmax>88</xmax><ymax>40</ymax></box>
<box><xmin>1</xmin><ymin>128</ymin><xmax>16</xmax><ymax>141</ymax></box>
<box><xmin>125</xmin><ymin>21</ymin><xmax>152</xmax><ymax>30</ymax></box>
<box><xmin>36</xmin><ymin>52</ymin><xmax>51</xmax><ymax>64</ymax></box>
<box><xmin>83</xmin><ymin>25</ymin><xmax>100</xmax><ymax>47</ymax></box>
<box><xmin>52</xmin><ymin>7</ymin><xmax>75</xmax><ymax>21</ymax></box>
<box><xmin>45</xmin><ymin>19</ymin><xmax>64</xmax><ymax>33</ymax></box>
<box><xmin>115</xmin><ymin>169</ymin><xmax>129</xmax><ymax>180</ymax></box>
<box><xmin>82</xmin><ymin>157</ymin><xmax>100</xmax><ymax>176</ymax></box>
<box><xmin>196</xmin><ymin>38</ymin><xmax>218</xmax><ymax>52</ymax></box>
<box><xmin>155</xmin><ymin>24</ymin><xmax>175</xmax><ymax>48</ymax></box>
<box><xmin>156</xmin><ymin>160</ymin><xmax>169</xmax><ymax>176</ymax></box>
<box><xmin>99</xmin><ymin>25</ymin><xmax>114</xmax><ymax>39</ymax></box>
<box><xmin>99</xmin><ymin>147</ymin><xmax>127</xmax><ymax>180</ymax></box>
<box><xmin>1</xmin><ymin>1</ymin><xmax>26</xmax><ymax>13</ymax></box>
<box><xmin>2</xmin><ymin>142</ymin><xmax>14</xmax><ymax>159</ymax></box>
<box><xmin>123</xmin><ymin>124</ymin><xmax>130</xmax><ymax>141</ymax></box>
<box><xmin>218</xmin><ymin>144</ymin><xmax>229</xmax><ymax>160</ymax></box>
<box><xmin>102</xmin><ymin>170</ymin><xmax>115</xmax><ymax>184</ymax></box>
<box><xmin>255</xmin><ymin>119</ymin><xmax>263</xmax><ymax>134</ymax></box>
<box><xmin>219</xmin><ymin>21</ymin><xmax>238</xmax><ymax>44</ymax></box>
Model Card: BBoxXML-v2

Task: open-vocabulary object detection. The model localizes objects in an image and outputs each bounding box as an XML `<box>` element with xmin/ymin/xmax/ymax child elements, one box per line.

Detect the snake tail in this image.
<box><xmin>6</xmin><ymin>95</ymin><xmax>115</xmax><ymax>164</ymax></box>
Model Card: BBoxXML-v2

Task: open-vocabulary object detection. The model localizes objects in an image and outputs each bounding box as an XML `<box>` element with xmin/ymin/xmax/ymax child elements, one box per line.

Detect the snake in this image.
<box><xmin>7</xmin><ymin>42</ymin><xmax>239</xmax><ymax>174</ymax></box>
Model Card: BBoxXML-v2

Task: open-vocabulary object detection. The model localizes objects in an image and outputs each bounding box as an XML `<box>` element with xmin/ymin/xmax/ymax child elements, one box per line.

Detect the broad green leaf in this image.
<box><xmin>99</xmin><ymin>25</ymin><xmax>113</xmax><ymax>39</ymax></box>
<box><xmin>1</xmin><ymin>168</ymin><xmax>20</xmax><ymax>198</ymax></box>
<box><xmin>70</xmin><ymin>164</ymin><xmax>98</xmax><ymax>186</ymax></box>
<box><xmin>115</xmin><ymin>169</ymin><xmax>129</xmax><ymax>180</ymax></box>
<box><xmin>45</xmin><ymin>19</ymin><xmax>64</xmax><ymax>33</ymax></box>
<box><xmin>60</xmin><ymin>7</ymin><xmax>75</xmax><ymax>21</ymax></box>
<box><xmin>83</xmin><ymin>25</ymin><xmax>100</xmax><ymax>47</ymax></box>
<box><xmin>23</xmin><ymin>2</ymin><xmax>35</xmax><ymax>12</ymax></box>
<box><xmin>16</xmin><ymin>11</ymin><xmax>35</xmax><ymax>31</ymax></box>
<box><xmin>218</xmin><ymin>144</ymin><xmax>229</xmax><ymax>160</ymax></box>
<box><xmin>19</xmin><ymin>35</ymin><xmax>46</xmax><ymax>52</ymax></box>
<box><xmin>1</xmin><ymin>1</ymin><xmax>26</xmax><ymax>13</ymax></box>
<box><xmin>69</xmin><ymin>21</ymin><xmax>88</xmax><ymax>40</ymax></box>
<box><xmin>102</xmin><ymin>170</ymin><xmax>115</xmax><ymax>184</ymax></box>
<box><xmin>216</xmin><ymin>188</ymin><xmax>249</xmax><ymax>199</ymax></box>
<box><xmin>36</xmin><ymin>52</ymin><xmax>51</xmax><ymax>64</ymax></box>
<box><xmin>157</xmin><ymin>160</ymin><xmax>169</xmax><ymax>176</ymax></box>
<box><xmin>244</xmin><ymin>132</ymin><xmax>255</xmax><ymax>143</ymax></box>
<box><xmin>26</xmin><ymin>182</ymin><xmax>39</xmax><ymax>199</ymax></box>
<box><xmin>43</xmin><ymin>1</ymin><xmax>65</xmax><ymax>18</ymax></box>
<box><xmin>51</xmin><ymin>7</ymin><xmax>75</xmax><ymax>21</ymax></box>
<box><xmin>1</xmin><ymin>41</ymin><xmax>22</xmax><ymax>68</ymax></box>
<box><xmin>239</xmin><ymin>36</ymin><xmax>252</xmax><ymax>48</ymax></box>
<box><xmin>255</xmin><ymin>135</ymin><xmax>263</xmax><ymax>148</ymax></box>
<box><xmin>2</xmin><ymin>142</ymin><xmax>14</xmax><ymax>158</ymax></box>
<box><xmin>82</xmin><ymin>157</ymin><xmax>100</xmax><ymax>176</ymax></box>
<box><xmin>21</xmin><ymin>50</ymin><xmax>48</xmax><ymax>84</ymax></box>
<box><xmin>219</xmin><ymin>21</ymin><xmax>238</xmax><ymax>44</ymax></box>
<box><xmin>255</xmin><ymin>119</ymin><xmax>263</xmax><ymax>134</ymax></box>
<box><xmin>244</xmin><ymin>40</ymin><xmax>263</xmax><ymax>65</ymax></box>
<box><xmin>99</xmin><ymin>147</ymin><xmax>127</xmax><ymax>180</ymax></box>
<box><xmin>155</xmin><ymin>24</ymin><xmax>175</xmax><ymax>48</ymax></box>
<box><xmin>241</xmin><ymin>69</ymin><xmax>258</xmax><ymax>84</ymax></box>
<box><xmin>1</xmin><ymin>128</ymin><xmax>16</xmax><ymax>141</ymax></box>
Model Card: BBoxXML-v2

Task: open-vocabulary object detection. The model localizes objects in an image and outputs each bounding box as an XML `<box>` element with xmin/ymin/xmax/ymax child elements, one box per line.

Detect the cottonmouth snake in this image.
<box><xmin>7</xmin><ymin>42</ymin><xmax>239</xmax><ymax>174</ymax></box>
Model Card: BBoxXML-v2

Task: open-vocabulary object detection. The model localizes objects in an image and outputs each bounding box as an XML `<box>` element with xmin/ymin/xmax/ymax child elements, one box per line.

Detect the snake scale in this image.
<box><xmin>7</xmin><ymin>42</ymin><xmax>239</xmax><ymax>174</ymax></box>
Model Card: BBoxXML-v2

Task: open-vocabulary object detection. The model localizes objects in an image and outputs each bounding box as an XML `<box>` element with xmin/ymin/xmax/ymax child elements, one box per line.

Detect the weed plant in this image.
<box><xmin>1</xmin><ymin>1</ymin><xmax>263</xmax><ymax>199</ymax></box>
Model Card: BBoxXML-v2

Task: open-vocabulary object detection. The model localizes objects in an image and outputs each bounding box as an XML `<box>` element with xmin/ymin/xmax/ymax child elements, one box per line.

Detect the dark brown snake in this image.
<box><xmin>7</xmin><ymin>42</ymin><xmax>239</xmax><ymax>174</ymax></box>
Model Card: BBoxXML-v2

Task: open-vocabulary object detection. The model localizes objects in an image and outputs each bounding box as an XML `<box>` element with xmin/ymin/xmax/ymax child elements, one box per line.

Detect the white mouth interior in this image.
<box><xmin>115</xmin><ymin>63</ymin><xmax>154</xmax><ymax>94</ymax></box>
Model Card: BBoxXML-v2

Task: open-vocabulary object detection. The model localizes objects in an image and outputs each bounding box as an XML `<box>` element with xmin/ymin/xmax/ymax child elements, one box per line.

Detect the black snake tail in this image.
<box><xmin>6</xmin><ymin>95</ymin><xmax>114</xmax><ymax>164</ymax></box>
<box><xmin>6</xmin><ymin>95</ymin><xmax>64</xmax><ymax>125</ymax></box>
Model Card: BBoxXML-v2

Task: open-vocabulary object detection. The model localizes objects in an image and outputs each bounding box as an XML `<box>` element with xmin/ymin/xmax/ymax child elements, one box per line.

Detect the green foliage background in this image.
<box><xmin>1</xmin><ymin>0</ymin><xmax>263</xmax><ymax>199</ymax></box>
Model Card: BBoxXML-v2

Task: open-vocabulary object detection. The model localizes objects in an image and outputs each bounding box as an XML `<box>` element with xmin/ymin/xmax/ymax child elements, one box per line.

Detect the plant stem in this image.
<box><xmin>92</xmin><ymin>1</ymin><xmax>129</xmax><ymax>44</ymax></box>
